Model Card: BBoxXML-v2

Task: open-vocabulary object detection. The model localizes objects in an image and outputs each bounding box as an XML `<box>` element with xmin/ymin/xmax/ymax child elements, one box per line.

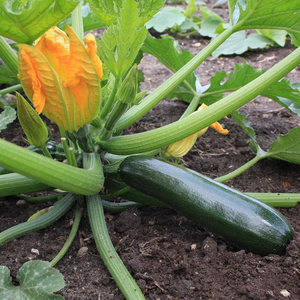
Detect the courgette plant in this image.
<box><xmin>0</xmin><ymin>1</ymin><xmax>300</xmax><ymax>299</ymax></box>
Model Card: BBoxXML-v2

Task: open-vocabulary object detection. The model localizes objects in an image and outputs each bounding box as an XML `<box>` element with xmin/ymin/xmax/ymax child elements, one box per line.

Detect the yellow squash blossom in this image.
<box><xmin>18</xmin><ymin>25</ymin><xmax>103</xmax><ymax>133</ymax></box>
<box><xmin>162</xmin><ymin>104</ymin><xmax>229</xmax><ymax>158</ymax></box>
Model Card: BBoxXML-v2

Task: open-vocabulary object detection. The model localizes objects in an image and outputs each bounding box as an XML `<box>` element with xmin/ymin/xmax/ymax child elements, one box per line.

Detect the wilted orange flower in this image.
<box><xmin>162</xmin><ymin>104</ymin><xmax>229</xmax><ymax>158</ymax></box>
<box><xmin>18</xmin><ymin>25</ymin><xmax>103</xmax><ymax>133</ymax></box>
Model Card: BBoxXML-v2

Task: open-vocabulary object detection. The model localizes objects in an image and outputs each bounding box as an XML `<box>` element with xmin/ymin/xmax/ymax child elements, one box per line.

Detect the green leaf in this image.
<box><xmin>137</xmin><ymin>0</ymin><xmax>166</xmax><ymax>26</ymax></box>
<box><xmin>0</xmin><ymin>106</ymin><xmax>16</xmax><ymax>133</ymax></box>
<box><xmin>213</xmin><ymin>0</ymin><xmax>228</xmax><ymax>7</ymax></box>
<box><xmin>267</xmin><ymin>127</ymin><xmax>300</xmax><ymax>164</ymax></box>
<box><xmin>145</xmin><ymin>6</ymin><xmax>186</xmax><ymax>32</ymax></box>
<box><xmin>184</xmin><ymin>0</ymin><xmax>197</xmax><ymax>19</ymax></box>
<box><xmin>204</xmin><ymin>61</ymin><xmax>264</xmax><ymax>103</ymax></box>
<box><xmin>0</xmin><ymin>0</ymin><xmax>81</xmax><ymax>43</ymax></box>
<box><xmin>204</xmin><ymin>62</ymin><xmax>300</xmax><ymax>117</ymax></box>
<box><xmin>0</xmin><ymin>260</ymin><xmax>65</xmax><ymax>299</ymax></box>
<box><xmin>0</xmin><ymin>64</ymin><xmax>19</xmax><ymax>84</ymax></box>
<box><xmin>235</xmin><ymin>0</ymin><xmax>300</xmax><ymax>46</ymax></box>
<box><xmin>141</xmin><ymin>33</ymin><xmax>197</xmax><ymax>102</ymax></box>
<box><xmin>276</xmin><ymin>82</ymin><xmax>300</xmax><ymax>117</ymax></box>
<box><xmin>87</xmin><ymin>0</ymin><xmax>122</xmax><ymax>26</ymax></box>
<box><xmin>260</xmin><ymin>29</ymin><xmax>287</xmax><ymax>47</ymax></box>
<box><xmin>212</xmin><ymin>31</ymin><xmax>273</xmax><ymax>56</ymax></box>
<box><xmin>88</xmin><ymin>0</ymin><xmax>165</xmax><ymax>26</ymax></box>
<box><xmin>230</xmin><ymin>110</ymin><xmax>261</xmax><ymax>154</ymax></box>
<box><xmin>98</xmin><ymin>0</ymin><xmax>147</xmax><ymax>78</ymax></box>
<box><xmin>262</xmin><ymin>79</ymin><xmax>300</xmax><ymax>117</ymax></box>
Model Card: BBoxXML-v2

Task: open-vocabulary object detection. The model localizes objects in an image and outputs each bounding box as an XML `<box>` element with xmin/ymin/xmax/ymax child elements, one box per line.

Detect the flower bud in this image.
<box><xmin>116</xmin><ymin>64</ymin><xmax>138</xmax><ymax>104</ymax></box>
<box><xmin>17</xmin><ymin>92</ymin><xmax>48</xmax><ymax>148</ymax></box>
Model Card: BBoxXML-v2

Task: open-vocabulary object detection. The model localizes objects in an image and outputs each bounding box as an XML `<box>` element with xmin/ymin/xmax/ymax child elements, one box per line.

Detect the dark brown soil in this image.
<box><xmin>1</xmin><ymin>2</ymin><xmax>300</xmax><ymax>300</ymax></box>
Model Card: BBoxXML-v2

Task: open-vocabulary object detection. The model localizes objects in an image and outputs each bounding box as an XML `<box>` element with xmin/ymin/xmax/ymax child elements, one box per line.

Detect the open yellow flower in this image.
<box><xmin>162</xmin><ymin>104</ymin><xmax>229</xmax><ymax>158</ymax></box>
<box><xmin>18</xmin><ymin>25</ymin><xmax>103</xmax><ymax>133</ymax></box>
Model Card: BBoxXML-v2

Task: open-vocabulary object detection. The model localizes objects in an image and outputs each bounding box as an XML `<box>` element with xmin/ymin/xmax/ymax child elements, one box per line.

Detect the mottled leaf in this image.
<box><xmin>0</xmin><ymin>106</ymin><xmax>16</xmax><ymax>133</ymax></box>
<box><xmin>0</xmin><ymin>260</ymin><xmax>65</xmax><ymax>299</ymax></box>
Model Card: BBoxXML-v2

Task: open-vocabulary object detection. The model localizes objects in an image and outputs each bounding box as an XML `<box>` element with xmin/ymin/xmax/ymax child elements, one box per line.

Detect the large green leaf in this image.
<box><xmin>145</xmin><ymin>6</ymin><xmax>186</xmax><ymax>32</ymax></box>
<box><xmin>87</xmin><ymin>0</ymin><xmax>122</xmax><ymax>26</ymax></box>
<box><xmin>0</xmin><ymin>260</ymin><xmax>65</xmax><ymax>299</ymax></box>
<box><xmin>0</xmin><ymin>0</ymin><xmax>81</xmax><ymax>43</ymax></box>
<box><xmin>88</xmin><ymin>0</ymin><xmax>165</xmax><ymax>26</ymax></box>
<box><xmin>98</xmin><ymin>0</ymin><xmax>147</xmax><ymax>78</ymax></box>
<box><xmin>142</xmin><ymin>33</ymin><xmax>197</xmax><ymax>102</ymax></box>
<box><xmin>137</xmin><ymin>0</ymin><xmax>166</xmax><ymax>25</ymax></box>
<box><xmin>203</xmin><ymin>61</ymin><xmax>300</xmax><ymax>116</ymax></box>
<box><xmin>262</xmin><ymin>80</ymin><xmax>300</xmax><ymax>117</ymax></box>
<box><xmin>266</xmin><ymin>127</ymin><xmax>300</xmax><ymax>164</ymax></box>
<box><xmin>232</xmin><ymin>0</ymin><xmax>300</xmax><ymax>46</ymax></box>
<box><xmin>212</xmin><ymin>31</ymin><xmax>273</xmax><ymax>57</ymax></box>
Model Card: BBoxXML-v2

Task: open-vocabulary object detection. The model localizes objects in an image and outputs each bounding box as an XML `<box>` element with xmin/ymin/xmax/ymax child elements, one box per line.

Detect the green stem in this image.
<box><xmin>114</xmin><ymin>25</ymin><xmax>239</xmax><ymax>132</ymax></box>
<box><xmin>0</xmin><ymin>36</ymin><xmax>19</xmax><ymax>76</ymax></box>
<box><xmin>50</xmin><ymin>207</ymin><xmax>83</xmax><ymax>267</ymax></box>
<box><xmin>101</xmin><ymin>186</ymin><xmax>132</xmax><ymax>199</ymax></box>
<box><xmin>60</xmin><ymin>127</ymin><xmax>74</xmax><ymax>166</ymax></box>
<box><xmin>20</xmin><ymin>193</ymin><xmax>65</xmax><ymax>203</ymax></box>
<box><xmin>180</xmin><ymin>93</ymin><xmax>201</xmax><ymax>119</ymax></box>
<box><xmin>86</xmin><ymin>194</ymin><xmax>145</xmax><ymax>300</ymax></box>
<box><xmin>69</xmin><ymin>147</ymin><xmax>78</xmax><ymax>167</ymax></box>
<box><xmin>246</xmin><ymin>193</ymin><xmax>300</xmax><ymax>208</ymax></box>
<box><xmin>100</xmin><ymin>76</ymin><xmax>121</xmax><ymax>119</ymax></box>
<box><xmin>102</xmin><ymin>199</ymin><xmax>144</xmax><ymax>213</ymax></box>
<box><xmin>215</xmin><ymin>154</ymin><xmax>262</xmax><ymax>183</ymax></box>
<box><xmin>99</xmin><ymin>46</ymin><xmax>300</xmax><ymax>155</ymax></box>
<box><xmin>100</xmin><ymin>101</ymin><xmax>129</xmax><ymax>140</ymax></box>
<box><xmin>176</xmin><ymin>30</ymin><xmax>199</xmax><ymax>37</ymax></box>
<box><xmin>0</xmin><ymin>138</ymin><xmax>104</xmax><ymax>195</ymax></box>
<box><xmin>71</xmin><ymin>2</ymin><xmax>84</xmax><ymax>41</ymax></box>
<box><xmin>0</xmin><ymin>193</ymin><xmax>76</xmax><ymax>246</ymax></box>
<box><xmin>0</xmin><ymin>84</ymin><xmax>22</xmax><ymax>95</ymax></box>
<box><xmin>41</xmin><ymin>146</ymin><xmax>53</xmax><ymax>159</ymax></box>
<box><xmin>0</xmin><ymin>173</ymin><xmax>52</xmax><ymax>197</ymax></box>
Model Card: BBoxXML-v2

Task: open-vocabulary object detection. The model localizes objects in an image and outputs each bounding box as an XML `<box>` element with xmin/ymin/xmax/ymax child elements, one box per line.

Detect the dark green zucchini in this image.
<box><xmin>119</xmin><ymin>155</ymin><xmax>294</xmax><ymax>256</ymax></box>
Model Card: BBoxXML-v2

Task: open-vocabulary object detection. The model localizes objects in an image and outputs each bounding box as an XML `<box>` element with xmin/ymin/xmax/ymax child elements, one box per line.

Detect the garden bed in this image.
<box><xmin>1</xmin><ymin>2</ymin><xmax>300</xmax><ymax>300</ymax></box>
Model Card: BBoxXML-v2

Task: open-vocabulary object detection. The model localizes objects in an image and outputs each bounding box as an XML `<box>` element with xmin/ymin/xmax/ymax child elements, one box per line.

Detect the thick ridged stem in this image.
<box><xmin>114</xmin><ymin>25</ymin><xmax>238</xmax><ymax>131</ymax></box>
<box><xmin>246</xmin><ymin>193</ymin><xmax>300</xmax><ymax>208</ymax></box>
<box><xmin>0</xmin><ymin>139</ymin><xmax>103</xmax><ymax>195</ymax></box>
<box><xmin>0</xmin><ymin>173</ymin><xmax>52</xmax><ymax>197</ymax></box>
<box><xmin>0</xmin><ymin>36</ymin><xmax>18</xmax><ymax>75</ymax></box>
<box><xmin>87</xmin><ymin>194</ymin><xmax>145</xmax><ymax>300</ymax></box>
<box><xmin>99</xmin><ymin>46</ymin><xmax>300</xmax><ymax>155</ymax></box>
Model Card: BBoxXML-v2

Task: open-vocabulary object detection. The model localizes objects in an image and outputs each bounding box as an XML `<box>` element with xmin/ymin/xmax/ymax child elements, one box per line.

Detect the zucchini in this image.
<box><xmin>119</xmin><ymin>155</ymin><xmax>294</xmax><ymax>256</ymax></box>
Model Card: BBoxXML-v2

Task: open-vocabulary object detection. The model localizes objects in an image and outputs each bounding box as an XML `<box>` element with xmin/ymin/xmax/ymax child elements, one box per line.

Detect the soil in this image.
<box><xmin>1</xmin><ymin>1</ymin><xmax>300</xmax><ymax>300</ymax></box>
